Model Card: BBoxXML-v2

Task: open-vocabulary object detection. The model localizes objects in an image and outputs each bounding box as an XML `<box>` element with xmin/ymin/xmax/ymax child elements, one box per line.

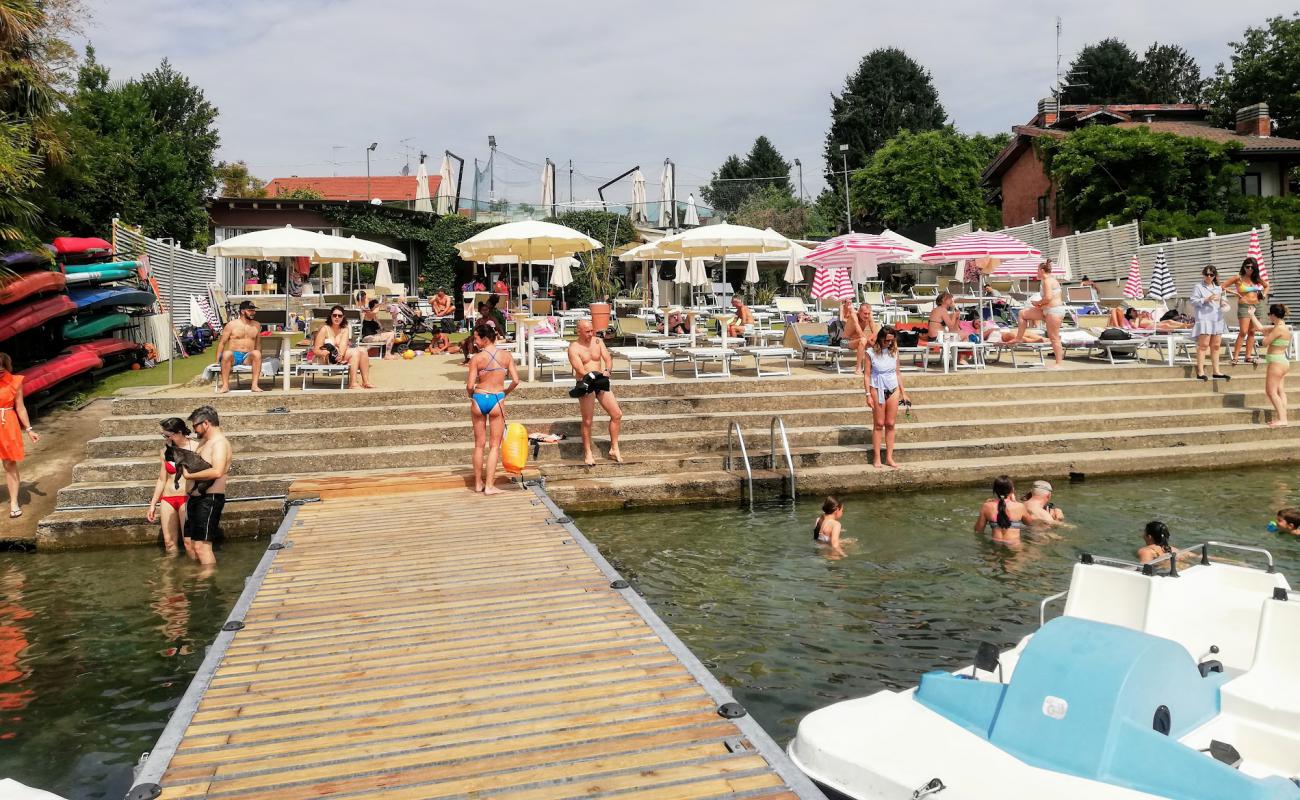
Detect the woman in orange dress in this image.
<box><xmin>0</xmin><ymin>353</ymin><xmax>40</xmax><ymax>518</ymax></box>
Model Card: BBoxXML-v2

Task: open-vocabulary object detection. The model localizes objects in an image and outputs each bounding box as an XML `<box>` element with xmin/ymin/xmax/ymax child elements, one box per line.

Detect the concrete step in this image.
<box><xmin>33</xmin><ymin>499</ymin><xmax>284</xmax><ymax>550</ymax></box>
<box><xmin>55</xmin><ymin>476</ymin><xmax>295</xmax><ymax>508</ymax></box>
<box><xmin>545</xmin><ymin>437</ymin><xmax>1300</xmax><ymax>511</ymax></box>
<box><xmin>94</xmin><ymin>376</ymin><xmax>1269</xmax><ymax>437</ymax></box>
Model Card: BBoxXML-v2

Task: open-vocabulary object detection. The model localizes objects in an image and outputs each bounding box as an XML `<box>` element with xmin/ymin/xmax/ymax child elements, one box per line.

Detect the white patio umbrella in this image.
<box><xmin>540</xmin><ymin>161</ymin><xmax>556</xmax><ymax>218</ymax></box>
<box><xmin>630</xmin><ymin>169</ymin><xmax>648</xmax><ymax>224</ymax></box>
<box><xmin>684</xmin><ymin>194</ymin><xmax>700</xmax><ymax>227</ymax></box>
<box><xmin>435</xmin><ymin>154</ymin><xmax>455</xmax><ymax>215</ymax></box>
<box><xmin>415</xmin><ymin>160</ymin><xmax>433</xmax><ymax>213</ymax></box>
<box><xmin>458</xmin><ymin>220</ymin><xmax>602</xmax><ymax>314</ymax></box>
<box><xmin>657</xmin><ymin>223</ymin><xmax>789</xmax><ymax>258</ymax></box>
<box><xmin>658</xmin><ymin>162</ymin><xmax>674</xmax><ymax>228</ymax></box>
<box><xmin>206</xmin><ymin>225</ymin><xmax>356</xmax><ymax>261</ymax></box>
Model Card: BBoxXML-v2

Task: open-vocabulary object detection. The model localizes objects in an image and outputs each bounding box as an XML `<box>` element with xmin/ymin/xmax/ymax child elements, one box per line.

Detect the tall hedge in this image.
<box><xmin>321</xmin><ymin>205</ymin><xmax>493</xmax><ymax>293</ymax></box>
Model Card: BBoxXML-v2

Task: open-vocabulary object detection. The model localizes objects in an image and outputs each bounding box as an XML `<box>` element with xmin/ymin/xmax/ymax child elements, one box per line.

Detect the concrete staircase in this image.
<box><xmin>36</xmin><ymin>364</ymin><xmax>1299</xmax><ymax>547</ymax></box>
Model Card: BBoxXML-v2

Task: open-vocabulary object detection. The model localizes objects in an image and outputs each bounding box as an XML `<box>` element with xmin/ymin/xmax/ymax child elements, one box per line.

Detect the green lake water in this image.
<box><xmin>1</xmin><ymin>469</ymin><xmax>1298</xmax><ymax>797</ymax></box>
<box><xmin>574</xmin><ymin>468</ymin><xmax>1300</xmax><ymax>745</ymax></box>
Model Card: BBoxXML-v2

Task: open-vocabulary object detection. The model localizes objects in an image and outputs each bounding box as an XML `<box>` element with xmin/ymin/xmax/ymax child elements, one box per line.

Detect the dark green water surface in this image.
<box><xmin>0</xmin><ymin>543</ymin><xmax>264</xmax><ymax>799</ymax></box>
<box><xmin>574</xmin><ymin>468</ymin><xmax>1300</xmax><ymax>745</ymax></box>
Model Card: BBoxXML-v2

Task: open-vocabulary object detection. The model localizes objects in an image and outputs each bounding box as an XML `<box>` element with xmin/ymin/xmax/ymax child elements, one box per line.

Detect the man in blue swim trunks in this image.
<box><xmin>216</xmin><ymin>300</ymin><xmax>264</xmax><ymax>393</ymax></box>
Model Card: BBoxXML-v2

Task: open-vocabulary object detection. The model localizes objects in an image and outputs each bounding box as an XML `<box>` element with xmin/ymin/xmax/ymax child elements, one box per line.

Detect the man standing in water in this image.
<box><xmin>182</xmin><ymin>405</ymin><xmax>231</xmax><ymax>567</ymax></box>
<box><xmin>216</xmin><ymin>301</ymin><xmax>263</xmax><ymax>393</ymax></box>
<box><xmin>567</xmin><ymin>320</ymin><xmax>623</xmax><ymax>466</ymax></box>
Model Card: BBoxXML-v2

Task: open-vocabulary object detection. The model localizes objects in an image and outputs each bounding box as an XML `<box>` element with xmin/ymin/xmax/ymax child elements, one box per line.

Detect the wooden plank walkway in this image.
<box><xmin>128</xmin><ymin>477</ymin><xmax>822</xmax><ymax>800</ymax></box>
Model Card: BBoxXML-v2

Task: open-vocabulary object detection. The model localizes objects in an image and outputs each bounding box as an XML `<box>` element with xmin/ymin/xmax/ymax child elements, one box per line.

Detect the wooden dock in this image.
<box><xmin>128</xmin><ymin>476</ymin><xmax>822</xmax><ymax>800</ymax></box>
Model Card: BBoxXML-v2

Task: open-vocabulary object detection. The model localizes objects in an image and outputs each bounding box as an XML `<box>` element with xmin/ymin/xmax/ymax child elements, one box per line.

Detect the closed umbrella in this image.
<box><xmin>1148</xmin><ymin>249</ymin><xmax>1176</xmax><ymax>300</ymax></box>
<box><xmin>1123</xmin><ymin>255</ymin><xmax>1143</xmax><ymax>299</ymax></box>
<box><xmin>631</xmin><ymin>169</ymin><xmax>648</xmax><ymax>224</ymax></box>
<box><xmin>435</xmin><ymin>154</ymin><xmax>455</xmax><ymax>215</ymax></box>
<box><xmin>673</xmin><ymin>258</ymin><xmax>689</xmax><ymax>284</ymax></box>
<box><xmin>415</xmin><ymin>159</ymin><xmax>433</xmax><ymax>213</ymax></box>
<box><xmin>658</xmin><ymin>162</ymin><xmax>674</xmax><ymax>228</ymax></box>
<box><xmin>744</xmin><ymin>253</ymin><xmax>759</xmax><ymax>285</ymax></box>
<box><xmin>374</xmin><ymin>259</ymin><xmax>393</xmax><ymax>292</ymax></box>
<box><xmin>810</xmin><ymin>267</ymin><xmax>854</xmax><ymax>302</ymax></box>
<box><xmin>1056</xmin><ymin>238</ymin><xmax>1073</xmax><ymax>282</ymax></box>
<box><xmin>540</xmin><ymin>161</ymin><xmax>555</xmax><ymax>219</ymax></box>
<box><xmin>684</xmin><ymin>194</ymin><xmax>700</xmax><ymax>227</ymax></box>
<box><xmin>550</xmin><ymin>255</ymin><xmax>575</xmax><ymax>307</ymax></box>
<box><xmin>783</xmin><ymin>254</ymin><xmax>803</xmax><ymax>285</ymax></box>
<box><xmin>1246</xmin><ymin>228</ymin><xmax>1269</xmax><ymax>281</ymax></box>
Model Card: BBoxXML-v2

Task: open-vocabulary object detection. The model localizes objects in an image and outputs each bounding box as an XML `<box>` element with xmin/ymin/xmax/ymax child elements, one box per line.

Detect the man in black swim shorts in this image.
<box><xmin>182</xmin><ymin>405</ymin><xmax>232</xmax><ymax>566</ymax></box>
<box><xmin>566</xmin><ymin>320</ymin><xmax>623</xmax><ymax>466</ymax></box>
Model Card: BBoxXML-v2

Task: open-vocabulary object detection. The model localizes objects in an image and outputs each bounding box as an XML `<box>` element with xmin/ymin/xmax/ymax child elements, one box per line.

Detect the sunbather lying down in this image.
<box><xmin>1107</xmin><ymin>307</ymin><xmax>1193</xmax><ymax>332</ymax></box>
<box><xmin>983</xmin><ymin>322</ymin><xmax>1046</xmax><ymax>343</ymax></box>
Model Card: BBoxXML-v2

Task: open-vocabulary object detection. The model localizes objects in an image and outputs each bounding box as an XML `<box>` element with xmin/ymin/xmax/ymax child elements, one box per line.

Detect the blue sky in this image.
<box><xmin>79</xmin><ymin>0</ymin><xmax>1293</xmax><ymax>203</ymax></box>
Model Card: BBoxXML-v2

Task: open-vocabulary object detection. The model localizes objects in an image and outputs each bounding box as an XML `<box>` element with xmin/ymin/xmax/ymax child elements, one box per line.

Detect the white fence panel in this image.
<box><xmin>113</xmin><ymin>220</ymin><xmax>217</xmax><ymax>325</ymax></box>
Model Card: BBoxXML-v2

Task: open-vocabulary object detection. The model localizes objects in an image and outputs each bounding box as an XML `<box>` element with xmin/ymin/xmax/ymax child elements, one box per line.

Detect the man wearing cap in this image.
<box><xmin>1024</xmin><ymin>480</ymin><xmax>1065</xmax><ymax>526</ymax></box>
<box><xmin>216</xmin><ymin>300</ymin><xmax>264</xmax><ymax>393</ymax></box>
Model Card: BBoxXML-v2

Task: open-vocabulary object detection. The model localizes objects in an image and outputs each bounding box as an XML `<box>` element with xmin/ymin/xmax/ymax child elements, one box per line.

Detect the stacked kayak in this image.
<box><xmin>68</xmin><ymin>285</ymin><xmax>155</xmax><ymax>312</ymax></box>
<box><xmin>64</xmin><ymin>338</ymin><xmax>142</xmax><ymax>361</ymax></box>
<box><xmin>0</xmin><ymin>295</ymin><xmax>77</xmax><ymax>343</ymax></box>
<box><xmin>17</xmin><ymin>350</ymin><xmax>103</xmax><ymax>395</ymax></box>
<box><xmin>52</xmin><ymin>236</ymin><xmax>113</xmax><ymax>262</ymax></box>
<box><xmin>62</xmin><ymin>312</ymin><xmax>131</xmax><ymax>340</ymax></box>
<box><xmin>0</xmin><ymin>270</ymin><xmax>66</xmax><ymax>306</ymax></box>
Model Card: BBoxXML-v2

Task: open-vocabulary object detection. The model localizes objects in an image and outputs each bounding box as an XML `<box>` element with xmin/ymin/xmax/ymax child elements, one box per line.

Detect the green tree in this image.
<box><xmin>1040</xmin><ymin>125</ymin><xmax>1242</xmax><ymax>231</ymax></box>
<box><xmin>1061</xmin><ymin>38</ymin><xmax>1142</xmax><ymax>103</ymax></box>
<box><xmin>37</xmin><ymin>53</ymin><xmax>220</xmax><ymax>247</ymax></box>
<box><xmin>732</xmin><ymin>185</ymin><xmax>811</xmax><ymax>238</ymax></box>
<box><xmin>1137</xmin><ymin>43</ymin><xmax>1203</xmax><ymax>103</ymax></box>
<box><xmin>1207</xmin><ymin>13</ymin><xmax>1300</xmax><ymax>138</ymax></box>
<box><xmin>824</xmin><ymin>48</ymin><xmax>946</xmax><ymax>182</ymax></box>
<box><xmin>700</xmin><ymin>136</ymin><xmax>792</xmax><ymax>218</ymax></box>
<box><xmin>273</xmin><ymin>186</ymin><xmax>323</xmax><ymax>200</ymax></box>
<box><xmin>215</xmin><ymin>160</ymin><xmax>266</xmax><ymax>198</ymax></box>
<box><xmin>851</xmin><ymin>128</ymin><xmax>1001</xmax><ymax>232</ymax></box>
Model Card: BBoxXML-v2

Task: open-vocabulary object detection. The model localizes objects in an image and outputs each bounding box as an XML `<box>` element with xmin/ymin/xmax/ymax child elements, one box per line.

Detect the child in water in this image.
<box><xmin>812</xmin><ymin>496</ymin><xmax>849</xmax><ymax>556</ymax></box>
<box><xmin>1269</xmin><ymin>507</ymin><xmax>1300</xmax><ymax>535</ymax></box>
<box><xmin>1137</xmin><ymin>520</ymin><xmax>1176</xmax><ymax>565</ymax></box>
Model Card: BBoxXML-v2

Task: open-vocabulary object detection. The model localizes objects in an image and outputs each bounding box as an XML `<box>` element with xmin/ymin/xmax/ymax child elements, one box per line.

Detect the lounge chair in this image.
<box><xmin>670</xmin><ymin>346</ymin><xmax>736</xmax><ymax>378</ymax></box>
<box><xmin>608</xmin><ymin>346</ymin><xmax>672</xmax><ymax>379</ymax></box>
<box><xmin>785</xmin><ymin>321</ymin><xmax>855</xmax><ymax>373</ymax></box>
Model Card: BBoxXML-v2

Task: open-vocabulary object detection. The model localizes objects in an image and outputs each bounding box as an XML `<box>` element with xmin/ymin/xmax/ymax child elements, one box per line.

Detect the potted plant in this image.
<box><xmin>581</xmin><ymin>251</ymin><xmax>622</xmax><ymax>332</ymax></box>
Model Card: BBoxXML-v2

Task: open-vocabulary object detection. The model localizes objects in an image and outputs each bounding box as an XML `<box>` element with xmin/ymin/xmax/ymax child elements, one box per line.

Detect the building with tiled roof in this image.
<box><xmin>983</xmin><ymin>100</ymin><xmax>1300</xmax><ymax>235</ymax></box>
<box><xmin>262</xmin><ymin>175</ymin><xmax>442</xmax><ymax>204</ymax></box>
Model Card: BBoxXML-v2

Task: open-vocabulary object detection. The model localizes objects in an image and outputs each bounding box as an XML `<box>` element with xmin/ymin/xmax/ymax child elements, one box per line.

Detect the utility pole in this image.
<box><xmin>839</xmin><ymin>144</ymin><xmax>851</xmax><ymax>231</ymax></box>
<box><xmin>487</xmin><ymin>135</ymin><xmax>497</xmax><ymax>209</ymax></box>
<box><xmin>365</xmin><ymin>142</ymin><xmax>378</xmax><ymax>200</ymax></box>
<box><xmin>472</xmin><ymin>157</ymin><xmax>480</xmax><ymax>221</ymax></box>
<box><xmin>568</xmin><ymin>159</ymin><xmax>573</xmax><ymax>204</ymax></box>
<box><xmin>794</xmin><ymin>158</ymin><xmax>805</xmax><ymax>203</ymax></box>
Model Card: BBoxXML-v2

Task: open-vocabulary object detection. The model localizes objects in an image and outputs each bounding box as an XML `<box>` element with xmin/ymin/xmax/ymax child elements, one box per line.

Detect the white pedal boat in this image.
<box><xmin>789</xmin><ymin>542</ymin><xmax>1300</xmax><ymax>800</ymax></box>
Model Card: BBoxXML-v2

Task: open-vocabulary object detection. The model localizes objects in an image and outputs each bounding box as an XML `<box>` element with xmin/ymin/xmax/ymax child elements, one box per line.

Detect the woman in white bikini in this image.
<box><xmin>1012</xmin><ymin>260</ymin><xmax>1066</xmax><ymax>368</ymax></box>
<box><xmin>864</xmin><ymin>326</ymin><xmax>908</xmax><ymax>469</ymax></box>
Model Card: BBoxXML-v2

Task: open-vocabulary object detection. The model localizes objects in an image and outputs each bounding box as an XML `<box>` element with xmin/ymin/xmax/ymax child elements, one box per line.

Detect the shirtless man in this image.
<box><xmin>726</xmin><ymin>297</ymin><xmax>755</xmax><ymax>339</ymax></box>
<box><xmin>1014</xmin><ymin>261</ymin><xmax>1066</xmax><ymax>368</ymax></box>
<box><xmin>431</xmin><ymin>288</ymin><xmax>455</xmax><ymax>320</ymax></box>
<box><xmin>841</xmin><ymin>299</ymin><xmax>878</xmax><ymax>375</ymax></box>
<box><xmin>216</xmin><ymin>300</ymin><xmax>263</xmax><ymax>393</ymax></box>
<box><xmin>312</xmin><ymin>304</ymin><xmax>374</xmax><ymax>388</ymax></box>
<box><xmin>1023</xmin><ymin>480</ymin><xmax>1065</xmax><ymax>526</ymax></box>
<box><xmin>182</xmin><ymin>405</ymin><xmax>231</xmax><ymax>567</ymax></box>
<box><xmin>927</xmin><ymin>292</ymin><xmax>960</xmax><ymax>341</ymax></box>
<box><xmin>567</xmin><ymin>320</ymin><xmax>623</xmax><ymax>466</ymax></box>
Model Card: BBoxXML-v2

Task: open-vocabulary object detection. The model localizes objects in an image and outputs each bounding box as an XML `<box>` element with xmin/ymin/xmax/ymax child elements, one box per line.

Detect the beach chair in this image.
<box><xmin>614</xmin><ymin>315</ymin><xmax>651</xmax><ymax>345</ymax></box>
<box><xmin>529</xmin><ymin>298</ymin><xmax>554</xmax><ymax>317</ymax></box>
<box><xmin>774</xmin><ymin>296</ymin><xmax>809</xmax><ymax>322</ymax></box>
<box><xmin>609</xmin><ymin>346</ymin><xmax>672</xmax><ymax>379</ymax></box>
<box><xmin>785</xmin><ymin>321</ymin><xmax>854</xmax><ymax>372</ymax></box>
<box><xmin>1095</xmin><ymin>280</ymin><xmax>1125</xmax><ymax>309</ymax></box>
<box><xmin>669</xmin><ymin>346</ymin><xmax>736</xmax><ymax>377</ymax></box>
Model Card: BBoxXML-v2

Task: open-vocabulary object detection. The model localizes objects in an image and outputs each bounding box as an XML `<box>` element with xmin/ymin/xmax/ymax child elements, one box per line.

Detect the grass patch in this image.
<box><xmin>81</xmin><ymin>353</ymin><xmax>212</xmax><ymax>400</ymax></box>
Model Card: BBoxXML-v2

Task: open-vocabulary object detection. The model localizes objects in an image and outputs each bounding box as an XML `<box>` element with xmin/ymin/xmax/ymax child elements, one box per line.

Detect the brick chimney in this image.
<box><xmin>1236</xmin><ymin>103</ymin><xmax>1271</xmax><ymax>137</ymax></box>
<box><xmin>1038</xmin><ymin>97</ymin><xmax>1059</xmax><ymax>127</ymax></box>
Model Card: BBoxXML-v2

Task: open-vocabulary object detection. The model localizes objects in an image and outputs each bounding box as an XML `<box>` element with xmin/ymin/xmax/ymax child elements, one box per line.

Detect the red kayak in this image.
<box><xmin>0</xmin><ymin>271</ymin><xmax>67</xmax><ymax>306</ymax></box>
<box><xmin>18</xmin><ymin>351</ymin><xmax>103</xmax><ymax>395</ymax></box>
<box><xmin>52</xmin><ymin>237</ymin><xmax>113</xmax><ymax>257</ymax></box>
<box><xmin>64</xmin><ymin>337</ymin><xmax>142</xmax><ymax>360</ymax></box>
<box><xmin>0</xmin><ymin>295</ymin><xmax>77</xmax><ymax>343</ymax></box>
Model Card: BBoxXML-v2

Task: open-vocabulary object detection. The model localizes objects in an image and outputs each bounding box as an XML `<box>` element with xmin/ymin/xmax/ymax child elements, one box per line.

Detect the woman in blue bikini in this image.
<box><xmin>466</xmin><ymin>322</ymin><xmax>520</xmax><ymax>494</ymax></box>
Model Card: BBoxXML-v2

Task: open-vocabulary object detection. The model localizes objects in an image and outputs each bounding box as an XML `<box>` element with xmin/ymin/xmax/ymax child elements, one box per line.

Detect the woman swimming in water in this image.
<box><xmin>466</xmin><ymin>322</ymin><xmax>520</xmax><ymax>494</ymax></box>
<box><xmin>1137</xmin><ymin>520</ymin><xmax>1176</xmax><ymax>565</ymax></box>
<box><xmin>812</xmin><ymin>496</ymin><xmax>846</xmax><ymax>555</ymax></box>
<box><xmin>973</xmin><ymin>475</ymin><xmax>1026</xmax><ymax>546</ymax></box>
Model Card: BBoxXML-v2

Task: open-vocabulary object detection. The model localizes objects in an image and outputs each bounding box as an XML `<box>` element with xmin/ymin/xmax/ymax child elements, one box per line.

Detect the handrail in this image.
<box><xmin>1039</xmin><ymin>590</ymin><xmax>1069</xmax><ymax>627</ymax></box>
<box><xmin>769</xmin><ymin>417</ymin><xmax>796</xmax><ymax>500</ymax></box>
<box><xmin>726</xmin><ymin>421</ymin><xmax>753</xmax><ymax>510</ymax></box>
<box><xmin>1206</xmin><ymin>540</ymin><xmax>1276</xmax><ymax>572</ymax></box>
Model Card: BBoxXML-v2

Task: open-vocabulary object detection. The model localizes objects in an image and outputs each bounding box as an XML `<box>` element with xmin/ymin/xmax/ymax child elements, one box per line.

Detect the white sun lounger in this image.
<box><xmin>609</xmin><ymin>346</ymin><xmax>671</xmax><ymax>380</ymax></box>
<box><xmin>735</xmin><ymin>346</ymin><xmax>797</xmax><ymax>377</ymax></box>
<box><xmin>671</xmin><ymin>347</ymin><xmax>736</xmax><ymax>378</ymax></box>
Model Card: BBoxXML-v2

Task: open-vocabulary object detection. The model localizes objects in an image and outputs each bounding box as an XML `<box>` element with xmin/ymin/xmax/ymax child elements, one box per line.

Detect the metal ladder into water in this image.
<box><xmin>727</xmin><ymin>418</ymin><xmax>797</xmax><ymax>509</ymax></box>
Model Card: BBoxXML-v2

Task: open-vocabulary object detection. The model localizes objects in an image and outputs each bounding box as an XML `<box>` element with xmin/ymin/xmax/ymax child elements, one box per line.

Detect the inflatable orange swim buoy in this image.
<box><xmin>501</xmin><ymin>422</ymin><xmax>529</xmax><ymax>475</ymax></box>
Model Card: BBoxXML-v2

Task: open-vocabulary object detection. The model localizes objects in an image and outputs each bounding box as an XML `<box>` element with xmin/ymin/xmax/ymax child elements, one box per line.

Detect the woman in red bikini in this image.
<box><xmin>146</xmin><ymin>417</ymin><xmax>198</xmax><ymax>557</ymax></box>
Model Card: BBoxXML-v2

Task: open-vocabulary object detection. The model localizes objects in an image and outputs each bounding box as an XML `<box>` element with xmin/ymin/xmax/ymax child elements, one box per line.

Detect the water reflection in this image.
<box><xmin>0</xmin><ymin>563</ymin><xmax>34</xmax><ymax>734</ymax></box>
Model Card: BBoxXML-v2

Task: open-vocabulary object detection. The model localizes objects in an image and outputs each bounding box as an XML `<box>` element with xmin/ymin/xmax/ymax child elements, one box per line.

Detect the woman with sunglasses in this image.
<box><xmin>1224</xmin><ymin>257</ymin><xmax>1270</xmax><ymax>365</ymax></box>
<box><xmin>146</xmin><ymin>418</ymin><xmax>198</xmax><ymax>557</ymax></box>
<box><xmin>312</xmin><ymin>304</ymin><xmax>375</xmax><ymax>388</ymax></box>
<box><xmin>864</xmin><ymin>325</ymin><xmax>908</xmax><ymax>469</ymax></box>
<box><xmin>1189</xmin><ymin>266</ymin><xmax>1230</xmax><ymax>381</ymax></box>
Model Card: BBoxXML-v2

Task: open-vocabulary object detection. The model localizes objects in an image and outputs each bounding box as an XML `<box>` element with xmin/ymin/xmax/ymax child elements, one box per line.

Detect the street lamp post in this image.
<box><xmin>794</xmin><ymin>158</ymin><xmax>805</xmax><ymax>204</ymax></box>
<box><xmin>159</xmin><ymin>237</ymin><xmax>177</xmax><ymax>386</ymax></box>
<box><xmin>365</xmin><ymin>142</ymin><xmax>378</xmax><ymax>200</ymax></box>
<box><xmin>839</xmin><ymin>143</ymin><xmax>851</xmax><ymax>232</ymax></box>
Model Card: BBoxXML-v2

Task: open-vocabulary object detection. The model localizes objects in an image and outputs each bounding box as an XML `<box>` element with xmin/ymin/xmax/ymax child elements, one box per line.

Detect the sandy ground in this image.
<box><xmin>0</xmin><ymin>398</ymin><xmax>112</xmax><ymax>541</ymax></box>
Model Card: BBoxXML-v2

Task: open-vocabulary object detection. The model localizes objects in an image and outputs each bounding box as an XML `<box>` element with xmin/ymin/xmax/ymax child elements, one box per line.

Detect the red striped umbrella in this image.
<box><xmin>803</xmin><ymin>233</ymin><xmax>915</xmax><ymax>270</ymax></box>
<box><xmin>920</xmin><ymin>231</ymin><xmax>1040</xmax><ymax>263</ymax></box>
<box><xmin>1123</xmin><ymin>255</ymin><xmax>1143</xmax><ymax>298</ymax></box>
<box><xmin>990</xmin><ymin>255</ymin><xmax>1064</xmax><ymax>277</ymax></box>
<box><xmin>1246</xmin><ymin>228</ymin><xmax>1270</xmax><ymax>281</ymax></box>
<box><xmin>809</xmin><ymin>267</ymin><xmax>854</xmax><ymax>301</ymax></box>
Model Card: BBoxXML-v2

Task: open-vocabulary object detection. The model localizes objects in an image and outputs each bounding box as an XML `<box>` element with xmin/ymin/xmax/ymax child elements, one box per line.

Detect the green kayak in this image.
<box><xmin>64</xmin><ymin>260</ymin><xmax>140</xmax><ymax>274</ymax></box>
<box><xmin>63</xmin><ymin>311</ymin><xmax>132</xmax><ymax>340</ymax></box>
